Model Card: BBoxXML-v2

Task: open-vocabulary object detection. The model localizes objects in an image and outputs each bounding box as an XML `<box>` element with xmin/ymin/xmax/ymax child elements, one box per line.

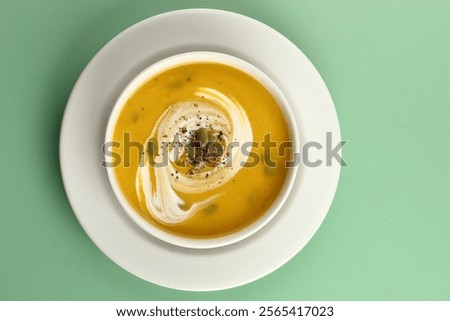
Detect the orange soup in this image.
<box><xmin>111</xmin><ymin>62</ymin><xmax>292</xmax><ymax>238</ymax></box>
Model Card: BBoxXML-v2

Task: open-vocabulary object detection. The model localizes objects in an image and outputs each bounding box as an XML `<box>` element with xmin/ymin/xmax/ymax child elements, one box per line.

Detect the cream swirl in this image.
<box><xmin>136</xmin><ymin>89</ymin><xmax>253</xmax><ymax>224</ymax></box>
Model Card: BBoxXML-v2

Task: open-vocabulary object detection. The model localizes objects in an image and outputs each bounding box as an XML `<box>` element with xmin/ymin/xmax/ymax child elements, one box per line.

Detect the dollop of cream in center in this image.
<box><xmin>136</xmin><ymin>89</ymin><xmax>253</xmax><ymax>224</ymax></box>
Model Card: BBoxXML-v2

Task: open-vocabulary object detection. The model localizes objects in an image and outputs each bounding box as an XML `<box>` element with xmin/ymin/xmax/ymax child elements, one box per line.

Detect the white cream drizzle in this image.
<box><xmin>136</xmin><ymin>89</ymin><xmax>253</xmax><ymax>224</ymax></box>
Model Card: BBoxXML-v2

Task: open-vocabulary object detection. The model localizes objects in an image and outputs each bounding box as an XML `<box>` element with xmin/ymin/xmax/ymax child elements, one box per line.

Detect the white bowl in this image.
<box><xmin>104</xmin><ymin>51</ymin><xmax>299</xmax><ymax>249</ymax></box>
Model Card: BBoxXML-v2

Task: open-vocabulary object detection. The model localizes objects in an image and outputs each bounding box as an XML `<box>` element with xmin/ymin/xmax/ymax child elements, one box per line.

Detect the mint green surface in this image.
<box><xmin>1</xmin><ymin>0</ymin><xmax>449</xmax><ymax>300</ymax></box>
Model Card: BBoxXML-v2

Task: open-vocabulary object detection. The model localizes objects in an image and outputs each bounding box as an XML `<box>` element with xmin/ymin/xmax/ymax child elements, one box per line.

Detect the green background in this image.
<box><xmin>1</xmin><ymin>0</ymin><xmax>449</xmax><ymax>300</ymax></box>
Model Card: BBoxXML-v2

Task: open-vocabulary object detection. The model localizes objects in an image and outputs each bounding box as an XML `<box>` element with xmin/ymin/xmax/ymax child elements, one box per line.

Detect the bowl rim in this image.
<box><xmin>104</xmin><ymin>51</ymin><xmax>300</xmax><ymax>249</ymax></box>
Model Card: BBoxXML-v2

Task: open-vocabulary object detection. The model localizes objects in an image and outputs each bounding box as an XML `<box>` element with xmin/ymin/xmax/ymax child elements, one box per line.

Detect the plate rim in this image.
<box><xmin>59</xmin><ymin>8</ymin><xmax>341</xmax><ymax>291</ymax></box>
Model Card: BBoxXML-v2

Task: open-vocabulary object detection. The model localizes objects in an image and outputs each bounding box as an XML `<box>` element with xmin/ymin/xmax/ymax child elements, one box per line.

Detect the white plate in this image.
<box><xmin>60</xmin><ymin>9</ymin><xmax>341</xmax><ymax>291</ymax></box>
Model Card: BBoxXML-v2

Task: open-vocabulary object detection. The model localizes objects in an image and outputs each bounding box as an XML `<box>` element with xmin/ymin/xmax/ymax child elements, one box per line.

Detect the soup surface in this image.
<box><xmin>112</xmin><ymin>61</ymin><xmax>292</xmax><ymax>238</ymax></box>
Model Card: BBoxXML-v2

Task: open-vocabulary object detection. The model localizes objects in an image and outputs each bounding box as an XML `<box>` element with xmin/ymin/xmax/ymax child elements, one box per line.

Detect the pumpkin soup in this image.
<box><xmin>111</xmin><ymin>61</ymin><xmax>292</xmax><ymax>238</ymax></box>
